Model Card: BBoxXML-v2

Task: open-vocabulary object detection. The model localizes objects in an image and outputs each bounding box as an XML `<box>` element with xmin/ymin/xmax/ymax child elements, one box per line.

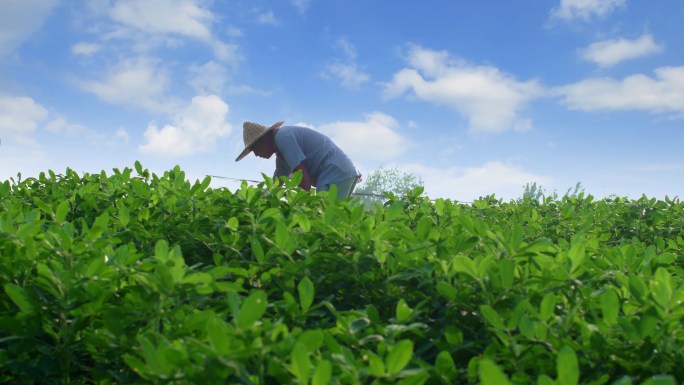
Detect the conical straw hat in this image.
<box><xmin>235</xmin><ymin>121</ymin><xmax>284</xmax><ymax>161</ymax></box>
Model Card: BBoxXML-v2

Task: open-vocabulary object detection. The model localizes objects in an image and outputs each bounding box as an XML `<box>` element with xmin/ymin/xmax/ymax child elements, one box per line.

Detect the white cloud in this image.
<box><xmin>45</xmin><ymin>117</ymin><xmax>87</xmax><ymax>134</ymax></box>
<box><xmin>550</xmin><ymin>0</ymin><xmax>625</xmax><ymax>21</ymax></box>
<box><xmin>115</xmin><ymin>128</ymin><xmax>130</xmax><ymax>142</ymax></box>
<box><xmin>139</xmin><ymin>94</ymin><xmax>232</xmax><ymax>156</ymax></box>
<box><xmin>71</xmin><ymin>42</ymin><xmax>101</xmax><ymax>56</ymax></box>
<box><xmin>212</xmin><ymin>40</ymin><xmax>240</xmax><ymax>63</ymax></box>
<box><xmin>557</xmin><ymin>66</ymin><xmax>684</xmax><ymax>114</ymax></box>
<box><xmin>322</xmin><ymin>38</ymin><xmax>370</xmax><ymax>90</ymax></box>
<box><xmin>109</xmin><ymin>0</ymin><xmax>214</xmax><ymax>40</ymax></box>
<box><xmin>580</xmin><ymin>34</ymin><xmax>664</xmax><ymax>67</ymax></box>
<box><xmin>318</xmin><ymin>112</ymin><xmax>411</xmax><ymax>162</ymax></box>
<box><xmin>189</xmin><ymin>61</ymin><xmax>229</xmax><ymax>95</ymax></box>
<box><xmin>76</xmin><ymin>57</ymin><xmax>175</xmax><ymax>112</ymax></box>
<box><xmin>383</xmin><ymin>45</ymin><xmax>542</xmax><ymax>134</ymax></box>
<box><xmin>225</xmin><ymin>26</ymin><xmax>243</xmax><ymax>37</ymax></box>
<box><xmin>404</xmin><ymin>161</ymin><xmax>553</xmax><ymax>202</ymax></box>
<box><xmin>0</xmin><ymin>0</ymin><xmax>57</xmax><ymax>55</ymax></box>
<box><xmin>0</xmin><ymin>93</ymin><xmax>49</xmax><ymax>138</ymax></box>
<box><xmin>291</xmin><ymin>0</ymin><xmax>310</xmax><ymax>13</ymax></box>
<box><xmin>322</xmin><ymin>63</ymin><xmax>370</xmax><ymax>90</ymax></box>
<box><xmin>257</xmin><ymin>11</ymin><xmax>278</xmax><ymax>26</ymax></box>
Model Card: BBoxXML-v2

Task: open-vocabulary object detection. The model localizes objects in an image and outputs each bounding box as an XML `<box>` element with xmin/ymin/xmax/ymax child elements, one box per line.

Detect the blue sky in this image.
<box><xmin>1</xmin><ymin>0</ymin><xmax>683</xmax><ymax>201</ymax></box>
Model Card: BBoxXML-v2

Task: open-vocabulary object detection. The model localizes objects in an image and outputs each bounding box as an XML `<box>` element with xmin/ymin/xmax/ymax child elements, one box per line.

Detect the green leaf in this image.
<box><xmin>227</xmin><ymin>217</ymin><xmax>239</xmax><ymax>231</ymax></box>
<box><xmin>33</xmin><ymin>197</ymin><xmax>52</xmax><ymax>215</ymax></box>
<box><xmin>416</xmin><ymin>217</ymin><xmax>432</xmax><ymax>241</ymax></box>
<box><xmin>435</xmin><ymin>351</ymin><xmax>457</xmax><ymax>381</ymax></box>
<box><xmin>480</xmin><ymin>305</ymin><xmax>506</xmax><ymax>330</ymax></box>
<box><xmin>135</xmin><ymin>160</ymin><xmax>144</xmax><ymax>175</ymax></box>
<box><xmin>123</xmin><ymin>354</ymin><xmax>148</xmax><ymax>378</ymax></box>
<box><xmin>251</xmin><ymin>238</ymin><xmax>265</xmax><ymax>263</ymax></box>
<box><xmin>366</xmin><ymin>351</ymin><xmax>385</xmax><ymax>376</ymax></box>
<box><xmin>396</xmin><ymin>372</ymin><xmax>429</xmax><ymax>385</ymax></box>
<box><xmin>236</xmin><ymin>290</ymin><xmax>268</xmax><ymax>330</ymax></box>
<box><xmin>297</xmin><ymin>330</ymin><xmax>324</xmax><ymax>353</ymax></box>
<box><xmin>154</xmin><ymin>239</ymin><xmax>169</xmax><ymax>262</ymax></box>
<box><xmin>4</xmin><ymin>284</ymin><xmax>33</xmax><ymax>313</ymax></box>
<box><xmin>16</xmin><ymin>220</ymin><xmax>42</xmax><ymax>240</ymax></box>
<box><xmin>557</xmin><ymin>346</ymin><xmax>579</xmax><ymax>385</ymax></box>
<box><xmin>610</xmin><ymin>376</ymin><xmax>632</xmax><ymax>385</ymax></box>
<box><xmin>537</xmin><ymin>374</ymin><xmax>556</xmax><ymax>385</ymax></box>
<box><xmin>498</xmin><ymin>259</ymin><xmax>515</xmax><ymax>289</ymax></box>
<box><xmin>452</xmin><ymin>255</ymin><xmax>478</xmax><ymax>280</ymax></box>
<box><xmin>87</xmin><ymin>212</ymin><xmax>109</xmax><ymax>240</ymax></box>
<box><xmin>386</xmin><ymin>339</ymin><xmax>413</xmax><ymax>375</ymax></box>
<box><xmin>396</xmin><ymin>299</ymin><xmax>412</xmax><ymax>323</ymax></box>
<box><xmin>436</xmin><ymin>281</ymin><xmax>457</xmax><ymax>301</ymax></box>
<box><xmin>207</xmin><ymin>317</ymin><xmax>231</xmax><ymax>355</ymax></box>
<box><xmin>479</xmin><ymin>358</ymin><xmax>512</xmax><ymax>385</ymax></box>
<box><xmin>601</xmin><ymin>288</ymin><xmax>619</xmax><ymax>325</ymax></box>
<box><xmin>640</xmin><ymin>375</ymin><xmax>676</xmax><ymax>385</ymax></box>
<box><xmin>275</xmin><ymin>221</ymin><xmax>289</xmax><ymax>249</ymax></box>
<box><xmin>650</xmin><ymin>267</ymin><xmax>672</xmax><ymax>308</ymax></box>
<box><xmin>55</xmin><ymin>200</ymin><xmax>69</xmax><ymax>224</ymax></box>
<box><xmin>540</xmin><ymin>293</ymin><xmax>556</xmax><ymax>322</ymax></box>
<box><xmin>568</xmin><ymin>236</ymin><xmax>585</xmax><ymax>275</ymax></box>
<box><xmin>290</xmin><ymin>342</ymin><xmax>310</xmax><ymax>384</ymax></box>
<box><xmin>298</xmin><ymin>276</ymin><xmax>314</xmax><ymax>313</ymax></box>
<box><xmin>312</xmin><ymin>359</ymin><xmax>332</xmax><ymax>385</ymax></box>
<box><xmin>0</xmin><ymin>181</ymin><xmax>9</xmax><ymax>198</ymax></box>
<box><xmin>444</xmin><ymin>326</ymin><xmax>463</xmax><ymax>346</ymax></box>
<box><xmin>117</xmin><ymin>201</ymin><xmax>130</xmax><ymax>227</ymax></box>
<box><xmin>628</xmin><ymin>275</ymin><xmax>647</xmax><ymax>301</ymax></box>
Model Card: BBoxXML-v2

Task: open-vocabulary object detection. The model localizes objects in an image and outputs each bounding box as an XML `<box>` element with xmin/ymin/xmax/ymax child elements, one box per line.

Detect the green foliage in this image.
<box><xmin>0</xmin><ymin>163</ymin><xmax>683</xmax><ymax>384</ymax></box>
<box><xmin>520</xmin><ymin>181</ymin><xmax>586</xmax><ymax>202</ymax></box>
<box><xmin>355</xmin><ymin>165</ymin><xmax>424</xmax><ymax>204</ymax></box>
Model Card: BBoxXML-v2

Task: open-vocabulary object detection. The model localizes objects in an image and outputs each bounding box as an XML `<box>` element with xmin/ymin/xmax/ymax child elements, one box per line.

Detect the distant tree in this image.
<box><xmin>563</xmin><ymin>181</ymin><xmax>585</xmax><ymax>198</ymax></box>
<box><xmin>354</xmin><ymin>165</ymin><xmax>424</xmax><ymax>204</ymax></box>
<box><xmin>519</xmin><ymin>181</ymin><xmax>585</xmax><ymax>202</ymax></box>
<box><xmin>520</xmin><ymin>182</ymin><xmax>548</xmax><ymax>202</ymax></box>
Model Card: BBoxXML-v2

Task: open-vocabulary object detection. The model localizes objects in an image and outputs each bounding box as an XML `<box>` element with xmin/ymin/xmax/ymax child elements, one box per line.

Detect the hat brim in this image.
<box><xmin>235</xmin><ymin>121</ymin><xmax>284</xmax><ymax>162</ymax></box>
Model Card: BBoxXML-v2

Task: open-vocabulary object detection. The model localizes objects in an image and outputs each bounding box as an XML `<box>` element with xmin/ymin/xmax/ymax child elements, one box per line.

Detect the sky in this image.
<box><xmin>1</xmin><ymin>0</ymin><xmax>683</xmax><ymax>202</ymax></box>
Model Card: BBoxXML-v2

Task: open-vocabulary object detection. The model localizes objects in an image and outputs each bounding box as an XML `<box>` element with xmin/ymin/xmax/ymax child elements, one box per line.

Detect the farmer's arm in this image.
<box><xmin>293</xmin><ymin>162</ymin><xmax>312</xmax><ymax>191</ymax></box>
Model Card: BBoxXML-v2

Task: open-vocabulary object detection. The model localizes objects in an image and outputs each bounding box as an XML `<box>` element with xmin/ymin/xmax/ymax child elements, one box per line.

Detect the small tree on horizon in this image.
<box><xmin>519</xmin><ymin>181</ymin><xmax>585</xmax><ymax>202</ymax></box>
<box><xmin>354</xmin><ymin>165</ymin><xmax>424</xmax><ymax>204</ymax></box>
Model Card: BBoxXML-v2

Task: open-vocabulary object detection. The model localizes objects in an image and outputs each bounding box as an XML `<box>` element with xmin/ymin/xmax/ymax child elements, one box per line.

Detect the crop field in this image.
<box><xmin>1</xmin><ymin>163</ymin><xmax>683</xmax><ymax>385</ymax></box>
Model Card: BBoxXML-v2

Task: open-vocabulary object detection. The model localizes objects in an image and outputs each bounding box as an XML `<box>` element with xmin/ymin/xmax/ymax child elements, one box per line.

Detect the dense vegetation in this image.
<box><xmin>1</xmin><ymin>163</ymin><xmax>683</xmax><ymax>385</ymax></box>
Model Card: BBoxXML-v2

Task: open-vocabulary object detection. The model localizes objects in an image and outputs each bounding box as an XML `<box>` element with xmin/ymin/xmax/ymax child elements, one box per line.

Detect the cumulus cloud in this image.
<box><xmin>257</xmin><ymin>11</ymin><xmax>278</xmax><ymax>26</ymax></box>
<box><xmin>291</xmin><ymin>0</ymin><xmax>310</xmax><ymax>13</ymax></box>
<box><xmin>101</xmin><ymin>0</ymin><xmax>239</xmax><ymax>64</ymax></box>
<box><xmin>71</xmin><ymin>42</ymin><xmax>101</xmax><ymax>56</ymax></box>
<box><xmin>550</xmin><ymin>0</ymin><xmax>625</xmax><ymax>21</ymax></box>
<box><xmin>318</xmin><ymin>112</ymin><xmax>411</xmax><ymax>162</ymax></box>
<box><xmin>0</xmin><ymin>0</ymin><xmax>57</xmax><ymax>55</ymax></box>
<box><xmin>109</xmin><ymin>0</ymin><xmax>213</xmax><ymax>40</ymax></box>
<box><xmin>580</xmin><ymin>34</ymin><xmax>664</xmax><ymax>67</ymax></box>
<box><xmin>189</xmin><ymin>61</ymin><xmax>229</xmax><ymax>95</ymax></box>
<box><xmin>45</xmin><ymin>117</ymin><xmax>88</xmax><ymax>134</ymax></box>
<box><xmin>115</xmin><ymin>128</ymin><xmax>130</xmax><ymax>142</ymax></box>
<box><xmin>0</xmin><ymin>94</ymin><xmax>49</xmax><ymax>138</ymax></box>
<box><xmin>404</xmin><ymin>161</ymin><xmax>553</xmax><ymax>202</ymax></box>
<box><xmin>76</xmin><ymin>57</ymin><xmax>175</xmax><ymax>112</ymax></box>
<box><xmin>322</xmin><ymin>37</ymin><xmax>370</xmax><ymax>89</ymax></box>
<box><xmin>139</xmin><ymin>94</ymin><xmax>232</xmax><ymax>156</ymax></box>
<box><xmin>383</xmin><ymin>45</ymin><xmax>543</xmax><ymax>134</ymax></box>
<box><xmin>557</xmin><ymin>66</ymin><xmax>684</xmax><ymax>114</ymax></box>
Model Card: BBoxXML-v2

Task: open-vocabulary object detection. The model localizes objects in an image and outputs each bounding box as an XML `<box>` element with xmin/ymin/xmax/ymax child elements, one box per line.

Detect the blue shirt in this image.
<box><xmin>273</xmin><ymin>126</ymin><xmax>358</xmax><ymax>187</ymax></box>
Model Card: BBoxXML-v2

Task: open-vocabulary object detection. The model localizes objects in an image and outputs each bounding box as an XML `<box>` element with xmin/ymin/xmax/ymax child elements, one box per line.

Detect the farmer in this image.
<box><xmin>235</xmin><ymin>121</ymin><xmax>361</xmax><ymax>198</ymax></box>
